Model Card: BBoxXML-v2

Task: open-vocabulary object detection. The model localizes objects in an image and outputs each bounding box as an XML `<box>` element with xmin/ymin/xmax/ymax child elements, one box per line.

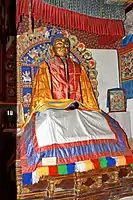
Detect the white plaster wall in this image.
<box><xmin>90</xmin><ymin>49</ymin><xmax>120</xmax><ymax>112</ymax></box>
<box><xmin>90</xmin><ymin>49</ymin><xmax>133</xmax><ymax>138</ymax></box>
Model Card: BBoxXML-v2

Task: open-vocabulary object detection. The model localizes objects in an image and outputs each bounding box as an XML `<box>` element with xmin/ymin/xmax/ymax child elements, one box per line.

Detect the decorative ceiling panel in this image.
<box><xmin>41</xmin><ymin>0</ymin><xmax>126</xmax><ymax>20</ymax></box>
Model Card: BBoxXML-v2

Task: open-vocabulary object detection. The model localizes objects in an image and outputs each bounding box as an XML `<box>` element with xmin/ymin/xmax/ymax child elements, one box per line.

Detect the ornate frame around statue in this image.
<box><xmin>17</xmin><ymin>26</ymin><xmax>99</xmax><ymax>122</ymax></box>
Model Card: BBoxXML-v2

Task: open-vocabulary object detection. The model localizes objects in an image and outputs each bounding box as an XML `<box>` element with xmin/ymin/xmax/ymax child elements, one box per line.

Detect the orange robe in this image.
<box><xmin>31</xmin><ymin>57</ymin><xmax>99</xmax><ymax>114</ymax></box>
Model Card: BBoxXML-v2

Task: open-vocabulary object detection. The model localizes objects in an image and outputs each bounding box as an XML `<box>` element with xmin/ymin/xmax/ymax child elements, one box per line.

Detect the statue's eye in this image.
<box><xmin>55</xmin><ymin>42</ymin><xmax>63</xmax><ymax>47</ymax></box>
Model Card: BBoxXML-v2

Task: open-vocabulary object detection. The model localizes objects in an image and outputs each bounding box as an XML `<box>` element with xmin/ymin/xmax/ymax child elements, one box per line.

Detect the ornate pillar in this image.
<box><xmin>5</xmin><ymin>0</ymin><xmax>16</xmax><ymax>103</ymax></box>
<box><xmin>0</xmin><ymin>0</ymin><xmax>6</xmax><ymax>101</ymax></box>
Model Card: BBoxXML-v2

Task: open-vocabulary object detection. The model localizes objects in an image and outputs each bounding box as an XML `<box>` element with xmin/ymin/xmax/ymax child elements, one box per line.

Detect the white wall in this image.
<box><xmin>90</xmin><ymin>49</ymin><xmax>120</xmax><ymax>112</ymax></box>
<box><xmin>91</xmin><ymin>49</ymin><xmax>133</xmax><ymax>138</ymax></box>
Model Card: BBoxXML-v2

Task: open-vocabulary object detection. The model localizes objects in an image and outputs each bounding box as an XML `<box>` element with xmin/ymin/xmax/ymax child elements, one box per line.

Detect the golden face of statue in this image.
<box><xmin>53</xmin><ymin>38</ymin><xmax>70</xmax><ymax>57</ymax></box>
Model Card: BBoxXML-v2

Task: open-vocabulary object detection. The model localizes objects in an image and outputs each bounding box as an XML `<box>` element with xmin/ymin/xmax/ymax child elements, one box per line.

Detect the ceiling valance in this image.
<box><xmin>16</xmin><ymin>0</ymin><xmax>125</xmax><ymax>38</ymax></box>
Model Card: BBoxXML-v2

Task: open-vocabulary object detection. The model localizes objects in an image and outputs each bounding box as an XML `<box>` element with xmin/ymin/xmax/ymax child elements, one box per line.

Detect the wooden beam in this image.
<box><xmin>124</xmin><ymin>3</ymin><xmax>133</xmax><ymax>13</ymax></box>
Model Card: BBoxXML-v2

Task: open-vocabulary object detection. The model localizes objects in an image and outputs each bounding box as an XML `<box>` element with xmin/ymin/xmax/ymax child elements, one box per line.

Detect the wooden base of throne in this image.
<box><xmin>16</xmin><ymin>160</ymin><xmax>133</xmax><ymax>200</ymax></box>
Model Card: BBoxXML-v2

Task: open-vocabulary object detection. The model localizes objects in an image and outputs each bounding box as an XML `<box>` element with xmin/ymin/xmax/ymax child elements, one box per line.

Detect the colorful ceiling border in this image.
<box><xmin>39</xmin><ymin>0</ymin><xmax>126</xmax><ymax>21</ymax></box>
<box><xmin>16</xmin><ymin>0</ymin><xmax>125</xmax><ymax>38</ymax></box>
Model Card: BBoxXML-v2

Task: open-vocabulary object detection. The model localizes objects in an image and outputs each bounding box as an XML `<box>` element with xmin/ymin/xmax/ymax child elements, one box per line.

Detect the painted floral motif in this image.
<box><xmin>82</xmin><ymin>49</ymin><xmax>92</xmax><ymax>60</ymax></box>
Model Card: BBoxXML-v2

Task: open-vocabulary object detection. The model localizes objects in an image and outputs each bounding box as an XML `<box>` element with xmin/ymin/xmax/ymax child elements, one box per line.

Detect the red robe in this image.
<box><xmin>48</xmin><ymin>57</ymin><xmax>82</xmax><ymax>101</ymax></box>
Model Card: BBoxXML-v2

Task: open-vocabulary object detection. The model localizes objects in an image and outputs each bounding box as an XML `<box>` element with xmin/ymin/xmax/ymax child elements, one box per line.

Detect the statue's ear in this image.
<box><xmin>49</xmin><ymin>46</ymin><xmax>55</xmax><ymax>57</ymax></box>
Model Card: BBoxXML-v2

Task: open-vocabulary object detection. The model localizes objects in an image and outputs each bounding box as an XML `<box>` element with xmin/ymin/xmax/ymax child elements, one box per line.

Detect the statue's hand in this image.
<box><xmin>67</xmin><ymin>102</ymin><xmax>79</xmax><ymax>110</ymax></box>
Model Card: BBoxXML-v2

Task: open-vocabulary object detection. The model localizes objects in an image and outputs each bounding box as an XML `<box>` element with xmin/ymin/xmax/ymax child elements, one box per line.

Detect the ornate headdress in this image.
<box><xmin>50</xmin><ymin>33</ymin><xmax>64</xmax><ymax>45</ymax></box>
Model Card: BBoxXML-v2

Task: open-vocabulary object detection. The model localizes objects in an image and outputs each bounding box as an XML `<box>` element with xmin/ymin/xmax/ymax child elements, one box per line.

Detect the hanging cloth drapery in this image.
<box><xmin>16</xmin><ymin>0</ymin><xmax>124</xmax><ymax>38</ymax></box>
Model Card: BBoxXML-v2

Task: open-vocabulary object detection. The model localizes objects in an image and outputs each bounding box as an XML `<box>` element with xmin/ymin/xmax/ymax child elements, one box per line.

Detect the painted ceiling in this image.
<box><xmin>41</xmin><ymin>0</ymin><xmax>133</xmax><ymax>20</ymax></box>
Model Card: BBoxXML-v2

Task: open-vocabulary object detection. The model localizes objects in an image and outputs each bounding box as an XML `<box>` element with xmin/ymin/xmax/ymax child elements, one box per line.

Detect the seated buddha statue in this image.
<box><xmin>19</xmin><ymin>35</ymin><xmax>132</xmax><ymax>172</ymax></box>
<box><xmin>30</xmin><ymin>35</ymin><xmax>99</xmax><ymax>114</ymax></box>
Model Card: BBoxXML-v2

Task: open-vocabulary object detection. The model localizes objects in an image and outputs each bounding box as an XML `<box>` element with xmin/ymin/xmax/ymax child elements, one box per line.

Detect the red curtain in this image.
<box><xmin>16</xmin><ymin>0</ymin><xmax>125</xmax><ymax>38</ymax></box>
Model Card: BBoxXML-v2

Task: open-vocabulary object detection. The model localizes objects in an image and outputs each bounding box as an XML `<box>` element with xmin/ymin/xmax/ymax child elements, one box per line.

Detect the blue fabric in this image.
<box><xmin>122</xmin><ymin>80</ymin><xmax>133</xmax><ymax>99</ymax></box>
<box><xmin>24</xmin><ymin>120</ymin><xmax>42</xmax><ymax>166</ymax></box>
<box><xmin>67</xmin><ymin>163</ymin><xmax>75</xmax><ymax>174</ymax></box>
<box><xmin>121</xmin><ymin>35</ymin><xmax>133</xmax><ymax>47</ymax></box>
<box><xmin>106</xmin><ymin>157</ymin><xmax>116</xmax><ymax>167</ymax></box>
<box><xmin>22</xmin><ymin>173</ymin><xmax>32</xmax><ymax>185</ymax></box>
<box><xmin>102</xmin><ymin>111</ymin><xmax>125</xmax><ymax>147</ymax></box>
